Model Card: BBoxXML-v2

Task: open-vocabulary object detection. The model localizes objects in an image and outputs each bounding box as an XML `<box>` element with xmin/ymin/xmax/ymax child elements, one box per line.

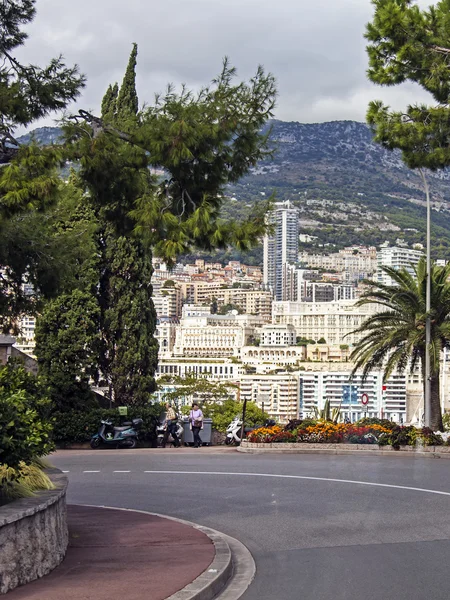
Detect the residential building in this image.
<box><xmin>239</xmin><ymin>373</ymin><xmax>301</xmax><ymax>421</ymax></box>
<box><xmin>283</xmin><ymin>266</ymin><xmax>356</xmax><ymax>302</ymax></box>
<box><xmin>260</xmin><ymin>324</ymin><xmax>296</xmax><ymax>347</ymax></box>
<box><xmin>222</xmin><ymin>289</ymin><xmax>272</xmax><ymax>322</ymax></box>
<box><xmin>272</xmin><ymin>300</ymin><xmax>380</xmax><ymax>345</ymax></box>
<box><xmin>263</xmin><ymin>201</ymin><xmax>300</xmax><ymax>300</ymax></box>
<box><xmin>377</xmin><ymin>245</ymin><xmax>423</xmax><ymax>286</ymax></box>
<box><xmin>152</xmin><ymin>283</ymin><xmax>183</xmax><ymax>319</ymax></box>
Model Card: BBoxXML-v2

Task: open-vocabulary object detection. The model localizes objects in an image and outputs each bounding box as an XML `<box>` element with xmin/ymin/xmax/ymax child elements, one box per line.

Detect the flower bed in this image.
<box><xmin>247</xmin><ymin>420</ymin><xmax>449</xmax><ymax>448</ymax></box>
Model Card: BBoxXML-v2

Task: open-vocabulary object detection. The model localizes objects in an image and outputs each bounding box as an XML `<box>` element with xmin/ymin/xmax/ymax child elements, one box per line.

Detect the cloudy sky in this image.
<box><xmin>16</xmin><ymin>0</ymin><xmax>432</xmax><ymax>130</ymax></box>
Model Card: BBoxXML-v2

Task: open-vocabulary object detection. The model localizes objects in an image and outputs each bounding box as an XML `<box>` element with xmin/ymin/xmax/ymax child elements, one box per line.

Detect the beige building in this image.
<box><xmin>152</xmin><ymin>284</ymin><xmax>183</xmax><ymax>319</ymax></box>
<box><xmin>272</xmin><ymin>300</ymin><xmax>380</xmax><ymax>345</ymax></box>
<box><xmin>299</xmin><ymin>248</ymin><xmax>377</xmax><ymax>274</ymax></box>
<box><xmin>222</xmin><ymin>289</ymin><xmax>272</xmax><ymax>322</ymax></box>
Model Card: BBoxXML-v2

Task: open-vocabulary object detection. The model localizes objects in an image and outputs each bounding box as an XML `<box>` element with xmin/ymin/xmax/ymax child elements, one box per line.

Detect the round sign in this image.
<box><xmin>361</xmin><ymin>393</ymin><xmax>369</xmax><ymax>406</ymax></box>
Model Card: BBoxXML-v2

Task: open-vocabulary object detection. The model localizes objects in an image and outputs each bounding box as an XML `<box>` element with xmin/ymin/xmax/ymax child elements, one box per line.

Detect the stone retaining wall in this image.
<box><xmin>239</xmin><ymin>440</ymin><xmax>450</xmax><ymax>458</ymax></box>
<box><xmin>0</xmin><ymin>469</ymin><xmax>68</xmax><ymax>594</ymax></box>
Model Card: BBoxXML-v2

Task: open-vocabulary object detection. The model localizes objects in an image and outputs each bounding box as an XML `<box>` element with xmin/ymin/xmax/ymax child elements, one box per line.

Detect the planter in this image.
<box><xmin>239</xmin><ymin>440</ymin><xmax>450</xmax><ymax>458</ymax></box>
<box><xmin>0</xmin><ymin>469</ymin><xmax>68</xmax><ymax>594</ymax></box>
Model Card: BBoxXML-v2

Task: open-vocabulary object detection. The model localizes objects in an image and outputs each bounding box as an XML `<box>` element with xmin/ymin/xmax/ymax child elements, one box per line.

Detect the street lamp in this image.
<box><xmin>419</xmin><ymin>169</ymin><xmax>431</xmax><ymax>428</ymax></box>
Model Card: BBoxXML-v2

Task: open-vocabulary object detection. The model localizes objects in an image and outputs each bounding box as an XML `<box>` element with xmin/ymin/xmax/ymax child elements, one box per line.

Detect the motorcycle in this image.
<box><xmin>157</xmin><ymin>414</ymin><xmax>184</xmax><ymax>447</ymax></box>
<box><xmin>90</xmin><ymin>418</ymin><xmax>143</xmax><ymax>449</ymax></box>
<box><xmin>225</xmin><ymin>417</ymin><xmax>276</xmax><ymax>445</ymax></box>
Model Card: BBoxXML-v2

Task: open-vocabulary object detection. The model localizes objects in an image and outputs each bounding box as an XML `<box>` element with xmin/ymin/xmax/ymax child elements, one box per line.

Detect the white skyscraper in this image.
<box><xmin>263</xmin><ymin>201</ymin><xmax>300</xmax><ymax>300</ymax></box>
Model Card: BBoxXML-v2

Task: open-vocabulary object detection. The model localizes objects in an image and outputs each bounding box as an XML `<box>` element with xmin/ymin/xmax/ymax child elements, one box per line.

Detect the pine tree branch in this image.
<box><xmin>68</xmin><ymin>109</ymin><xmax>136</xmax><ymax>144</ymax></box>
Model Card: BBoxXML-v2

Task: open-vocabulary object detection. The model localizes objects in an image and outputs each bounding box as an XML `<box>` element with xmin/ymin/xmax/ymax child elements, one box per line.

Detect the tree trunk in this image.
<box><xmin>430</xmin><ymin>371</ymin><xmax>444</xmax><ymax>431</ymax></box>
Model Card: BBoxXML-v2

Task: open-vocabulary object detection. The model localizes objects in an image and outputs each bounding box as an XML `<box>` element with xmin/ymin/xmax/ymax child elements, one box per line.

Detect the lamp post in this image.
<box><xmin>419</xmin><ymin>168</ymin><xmax>431</xmax><ymax>428</ymax></box>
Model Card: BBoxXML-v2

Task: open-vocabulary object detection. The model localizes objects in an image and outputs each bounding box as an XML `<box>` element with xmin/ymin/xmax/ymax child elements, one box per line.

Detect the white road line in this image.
<box><xmin>83</xmin><ymin>470</ymin><xmax>100</xmax><ymax>473</ymax></box>
<box><xmin>113</xmin><ymin>470</ymin><xmax>130</xmax><ymax>473</ymax></box>
<box><xmin>142</xmin><ymin>470</ymin><xmax>450</xmax><ymax>498</ymax></box>
<box><xmin>62</xmin><ymin>470</ymin><xmax>70</xmax><ymax>473</ymax></box>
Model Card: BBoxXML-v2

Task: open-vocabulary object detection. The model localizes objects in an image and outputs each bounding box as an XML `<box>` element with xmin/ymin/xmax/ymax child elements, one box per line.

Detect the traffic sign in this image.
<box><xmin>361</xmin><ymin>393</ymin><xmax>369</xmax><ymax>406</ymax></box>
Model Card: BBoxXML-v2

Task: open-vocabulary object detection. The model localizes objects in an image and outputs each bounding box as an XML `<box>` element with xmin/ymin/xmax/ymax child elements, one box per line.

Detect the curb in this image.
<box><xmin>238</xmin><ymin>442</ymin><xmax>450</xmax><ymax>459</ymax></box>
<box><xmin>75</xmin><ymin>504</ymin><xmax>235</xmax><ymax>600</ymax></box>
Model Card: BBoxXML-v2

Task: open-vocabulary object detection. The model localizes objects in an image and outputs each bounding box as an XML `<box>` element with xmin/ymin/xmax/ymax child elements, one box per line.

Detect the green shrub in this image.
<box><xmin>356</xmin><ymin>417</ymin><xmax>396</xmax><ymax>430</ymax></box>
<box><xmin>181</xmin><ymin>399</ymin><xmax>271</xmax><ymax>433</ymax></box>
<box><xmin>378</xmin><ymin>425</ymin><xmax>417</xmax><ymax>449</ymax></box>
<box><xmin>0</xmin><ymin>461</ymin><xmax>55</xmax><ymax>506</ymax></box>
<box><xmin>52</xmin><ymin>405</ymin><xmax>163</xmax><ymax>444</ymax></box>
<box><xmin>418</xmin><ymin>428</ymin><xmax>444</xmax><ymax>446</ymax></box>
<box><xmin>0</xmin><ymin>361</ymin><xmax>54</xmax><ymax>469</ymax></box>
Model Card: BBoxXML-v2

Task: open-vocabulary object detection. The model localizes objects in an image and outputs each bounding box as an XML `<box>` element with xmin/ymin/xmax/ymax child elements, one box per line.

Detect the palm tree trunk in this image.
<box><xmin>430</xmin><ymin>371</ymin><xmax>444</xmax><ymax>431</ymax></box>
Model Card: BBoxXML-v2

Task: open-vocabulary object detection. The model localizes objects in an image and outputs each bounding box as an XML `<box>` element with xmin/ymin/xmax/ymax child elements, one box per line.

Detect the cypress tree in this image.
<box><xmin>116</xmin><ymin>43</ymin><xmax>139</xmax><ymax>121</ymax></box>
<box><xmin>101</xmin><ymin>83</ymin><xmax>118</xmax><ymax>121</ymax></box>
<box><xmin>95</xmin><ymin>45</ymin><xmax>158</xmax><ymax>406</ymax></box>
<box><xmin>99</xmin><ymin>232</ymin><xmax>158</xmax><ymax>405</ymax></box>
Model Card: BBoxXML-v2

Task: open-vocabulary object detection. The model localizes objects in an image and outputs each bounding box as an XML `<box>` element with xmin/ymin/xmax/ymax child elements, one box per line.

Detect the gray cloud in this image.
<box><xmin>15</xmin><ymin>0</ymin><xmax>433</xmax><ymax>131</ymax></box>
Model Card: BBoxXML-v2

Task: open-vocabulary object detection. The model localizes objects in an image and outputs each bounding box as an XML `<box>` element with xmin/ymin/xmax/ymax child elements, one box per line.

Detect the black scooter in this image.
<box><xmin>90</xmin><ymin>418</ymin><xmax>143</xmax><ymax>449</ymax></box>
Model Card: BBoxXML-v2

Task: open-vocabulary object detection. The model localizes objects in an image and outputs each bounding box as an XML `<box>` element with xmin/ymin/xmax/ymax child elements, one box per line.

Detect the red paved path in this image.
<box><xmin>8</xmin><ymin>505</ymin><xmax>215</xmax><ymax>600</ymax></box>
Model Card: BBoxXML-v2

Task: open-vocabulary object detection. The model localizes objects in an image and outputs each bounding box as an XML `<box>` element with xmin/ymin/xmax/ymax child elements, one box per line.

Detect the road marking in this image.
<box><xmin>142</xmin><ymin>471</ymin><xmax>450</xmax><ymax>498</ymax></box>
<box><xmin>83</xmin><ymin>470</ymin><xmax>100</xmax><ymax>473</ymax></box>
<box><xmin>113</xmin><ymin>470</ymin><xmax>130</xmax><ymax>473</ymax></box>
<box><xmin>62</xmin><ymin>470</ymin><xmax>69</xmax><ymax>473</ymax></box>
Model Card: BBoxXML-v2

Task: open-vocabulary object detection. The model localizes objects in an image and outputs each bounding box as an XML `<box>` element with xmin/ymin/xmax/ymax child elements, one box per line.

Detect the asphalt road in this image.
<box><xmin>52</xmin><ymin>448</ymin><xmax>450</xmax><ymax>600</ymax></box>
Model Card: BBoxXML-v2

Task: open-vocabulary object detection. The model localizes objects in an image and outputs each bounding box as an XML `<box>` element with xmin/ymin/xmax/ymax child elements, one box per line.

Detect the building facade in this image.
<box><xmin>377</xmin><ymin>245</ymin><xmax>423</xmax><ymax>286</ymax></box>
<box><xmin>263</xmin><ymin>201</ymin><xmax>300</xmax><ymax>300</ymax></box>
<box><xmin>272</xmin><ymin>300</ymin><xmax>380</xmax><ymax>345</ymax></box>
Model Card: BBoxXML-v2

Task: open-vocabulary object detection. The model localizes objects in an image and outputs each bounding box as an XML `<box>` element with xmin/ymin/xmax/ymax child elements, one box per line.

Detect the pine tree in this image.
<box><xmin>35</xmin><ymin>289</ymin><xmax>100</xmax><ymax>411</ymax></box>
<box><xmin>364</xmin><ymin>0</ymin><xmax>450</xmax><ymax>428</ymax></box>
<box><xmin>0</xmin><ymin>0</ymin><xmax>85</xmax><ymax>331</ymax></box>
<box><xmin>64</xmin><ymin>47</ymin><xmax>277</xmax><ymax>405</ymax></box>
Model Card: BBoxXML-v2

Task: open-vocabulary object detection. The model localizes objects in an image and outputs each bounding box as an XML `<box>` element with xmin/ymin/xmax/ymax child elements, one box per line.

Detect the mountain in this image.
<box><xmin>17</xmin><ymin>126</ymin><xmax>62</xmax><ymax>146</ymax></box>
<box><xmin>225</xmin><ymin>120</ymin><xmax>450</xmax><ymax>260</ymax></box>
<box><xmin>17</xmin><ymin>121</ymin><xmax>450</xmax><ymax>261</ymax></box>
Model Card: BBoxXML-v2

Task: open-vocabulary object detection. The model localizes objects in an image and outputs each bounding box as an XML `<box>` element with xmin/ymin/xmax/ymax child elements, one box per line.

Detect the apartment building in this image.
<box><xmin>260</xmin><ymin>324</ymin><xmax>296</xmax><ymax>346</ymax></box>
<box><xmin>377</xmin><ymin>245</ymin><xmax>423</xmax><ymax>286</ymax></box>
<box><xmin>152</xmin><ymin>283</ymin><xmax>183</xmax><ymax>319</ymax></box>
<box><xmin>272</xmin><ymin>300</ymin><xmax>380</xmax><ymax>345</ymax></box>
<box><xmin>263</xmin><ymin>201</ymin><xmax>300</xmax><ymax>300</ymax></box>
<box><xmin>222</xmin><ymin>289</ymin><xmax>273</xmax><ymax>322</ymax></box>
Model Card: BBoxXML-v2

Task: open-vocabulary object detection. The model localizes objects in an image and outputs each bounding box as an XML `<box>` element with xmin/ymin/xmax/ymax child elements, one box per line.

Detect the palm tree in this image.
<box><xmin>349</xmin><ymin>258</ymin><xmax>450</xmax><ymax>431</ymax></box>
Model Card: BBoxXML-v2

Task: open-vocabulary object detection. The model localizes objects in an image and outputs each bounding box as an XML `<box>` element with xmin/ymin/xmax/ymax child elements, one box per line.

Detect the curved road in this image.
<box><xmin>52</xmin><ymin>448</ymin><xmax>450</xmax><ymax>600</ymax></box>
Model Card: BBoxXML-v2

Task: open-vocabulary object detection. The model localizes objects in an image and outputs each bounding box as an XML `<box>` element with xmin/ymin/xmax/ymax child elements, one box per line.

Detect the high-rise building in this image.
<box><xmin>377</xmin><ymin>245</ymin><xmax>423</xmax><ymax>286</ymax></box>
<box><xmin>263</xmin><ymin>201</ymin><xmax>300</xmax><ymax>301</ymax></box>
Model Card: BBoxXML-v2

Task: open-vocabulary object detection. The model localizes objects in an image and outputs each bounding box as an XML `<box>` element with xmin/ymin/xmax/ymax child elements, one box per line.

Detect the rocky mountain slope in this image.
<box><xmin>18</xmin><ymin>121</ymin><xmax>450</xmax><ymax>260</ymax></box>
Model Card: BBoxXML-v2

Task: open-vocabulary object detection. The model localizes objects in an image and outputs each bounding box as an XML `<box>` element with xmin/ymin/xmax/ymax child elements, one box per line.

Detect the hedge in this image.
<box><xmin>52</xmin><ymin>405</ymin><xmax>163</xmax><ymax>444</ymax></box>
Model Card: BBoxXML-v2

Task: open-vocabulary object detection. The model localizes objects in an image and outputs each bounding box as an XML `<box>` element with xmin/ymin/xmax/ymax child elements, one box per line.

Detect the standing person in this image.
<box><xmin>162</xmin><ymin>402</ymin><xmax>181</xmax><ymax>448</ymax></box>
<box><xmin>189</xmin><ymin>402</ymin><xmax>204</xmax><ymax>448</ymax></box>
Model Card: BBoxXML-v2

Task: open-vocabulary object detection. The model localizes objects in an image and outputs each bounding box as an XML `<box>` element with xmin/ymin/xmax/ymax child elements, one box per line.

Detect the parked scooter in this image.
<box><xmin>90</xmin><ymin>418</ymin><xmax>143</xmax><ymax>449</ymax></box>
<box><xmin>225</xmin><ymin>417</ymin><xmax>276</xmax><ymax>445</ymax></box>
<box><xmin>157</xmin><ymin>414</ymin><xmax>183</xmax><ymax>447</ymax></box>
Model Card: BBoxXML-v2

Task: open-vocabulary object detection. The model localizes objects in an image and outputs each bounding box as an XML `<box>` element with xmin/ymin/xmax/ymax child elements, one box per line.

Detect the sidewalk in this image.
<box><xmin>7</xmin><ymin>505</ymin><xmax>216</xmax><ymax>600</ymax></box>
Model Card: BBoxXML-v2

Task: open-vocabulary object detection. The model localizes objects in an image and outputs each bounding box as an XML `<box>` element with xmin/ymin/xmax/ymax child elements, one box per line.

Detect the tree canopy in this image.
<box><xmin>0</xmin><ymin>0</ymin><xmax>85</xmax><ymax>331</ymax></box>
<box><xmin>366</xmin><ymin>0</ymin><xmax>450</xmax><ymax>170</ymax></box>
